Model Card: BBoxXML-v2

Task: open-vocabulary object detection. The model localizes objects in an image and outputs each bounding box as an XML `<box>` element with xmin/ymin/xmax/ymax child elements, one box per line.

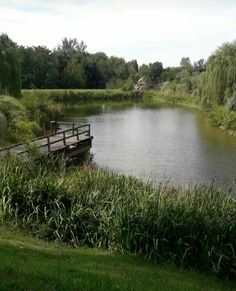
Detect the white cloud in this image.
<box><xmin>0</xmin><ymin>0</ymin><xmax>235</xmax><ymax>66</ymax></box>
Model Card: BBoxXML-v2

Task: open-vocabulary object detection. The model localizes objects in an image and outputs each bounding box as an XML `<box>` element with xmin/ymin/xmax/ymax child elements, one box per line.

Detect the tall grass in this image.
<box><xmin>22</xmin><ymin>89</ymin><xmax>143</xmax><ymax>103</ymax></box>
<box><xmin>209</xmin><ymin>106</ymin><xmax>236</xmax><ymax>132</ymax></box>
<box><xmin>145</xmin><ymin>91</ymin><xmax>199</xmax><ymax>107</ymax></box>
<box><xmin>0</xmin><ymin>156</ymin><xmax>235</xmax><ymax>278</ymax></box>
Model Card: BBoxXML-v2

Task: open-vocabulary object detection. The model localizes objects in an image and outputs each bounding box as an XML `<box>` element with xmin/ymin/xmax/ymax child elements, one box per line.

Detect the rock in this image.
<box><xmin>135</xmin><ymin>77</ymin><xmax>145</xmax><ymax>91</ymax></box>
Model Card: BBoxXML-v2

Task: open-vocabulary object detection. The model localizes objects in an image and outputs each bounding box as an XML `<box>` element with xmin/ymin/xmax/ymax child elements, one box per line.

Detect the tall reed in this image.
<box><xmin>0</xmin><ymin>156</ymin><xmax>235</xmax><ymax>278</ymax></box>
<box><xmin>22</xmin><ymin>89</ymin><xmax>143</xmax><ymax>104</ymax></box>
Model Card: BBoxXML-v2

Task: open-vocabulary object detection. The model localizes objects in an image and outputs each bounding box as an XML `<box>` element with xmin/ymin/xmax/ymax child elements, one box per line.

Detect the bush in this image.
<box><xmin>0</xmin><ymin>95</ymin><xmax>25</xmax><ymax>124</ymax></box>
<box><xmin>209</xmin><ymin>107</ymin><xmax>236</xmax><ymax>130</ymax></box>
<box><xmin>21</xmin><ymin>94</ymin><xmax>63</xmax><ymax>128</ymax></box>
<box><xmin>0</xmin><ymin>95</ymin><xmax>28</xmax><ymax>142</ymax></box>
<box><xmin>13</xmin><ymin>120</ymin><xmax>40</xmax><ymax>141</ymax></box>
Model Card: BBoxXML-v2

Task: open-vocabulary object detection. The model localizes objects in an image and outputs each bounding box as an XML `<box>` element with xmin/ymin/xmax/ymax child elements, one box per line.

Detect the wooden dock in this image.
<box><xmin>0</xmin><ymin>122</ymin><xmax>93</xmax><ymax>159</ymax></box>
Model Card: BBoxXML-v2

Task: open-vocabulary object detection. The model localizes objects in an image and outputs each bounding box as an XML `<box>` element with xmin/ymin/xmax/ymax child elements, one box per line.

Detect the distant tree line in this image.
<box><xmin>0</xmin><ymin>34</ymin><xmax>236</xmax><ymax>110</ymax></box>
<box><xmin>19</xmin><ymin>37</ymin><xmax>141</xmax><ymax>91</ymax></box>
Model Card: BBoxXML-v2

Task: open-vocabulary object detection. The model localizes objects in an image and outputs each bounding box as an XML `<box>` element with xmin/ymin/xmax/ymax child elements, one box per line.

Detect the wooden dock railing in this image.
<box><xmin>0</xmin><ymin>123</ymin><xmax>92</xmax><ymax>156</ymax></box>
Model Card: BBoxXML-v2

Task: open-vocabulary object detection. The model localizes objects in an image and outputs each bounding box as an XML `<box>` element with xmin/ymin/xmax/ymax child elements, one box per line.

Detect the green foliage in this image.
<box><xmin>199</xmin><ymin>42</ymin><xmax>236</xmax><ymax>107</ymax></box>
<box><xmin>148</xmin><ymin>91</ymin><xmax>196</xmax><ymax>106</ymax></box>
<box><xmin>0</xmin><ymin>34</ymin><xmax>21</xmax><ymax>97</ymax></box>
<box><xmin>158</xmin><ymin>58</ymin><xmax>201</xmax><ymax>96</ymax></box>
<box><xmin>0</xmin><ymin>95</ymin><xmax>25</xmax><ymax>124</ymax></box>
<box><xmin>180</xmin><ymin>57</ymin><xmax>193</xmax><ymax>73</ymax></box>
<box><xmin>121</xmin><ymin>78</ymin><xmax>135</xmax><ymax>91</ymax></box>
<box><xmin>226</xmin><ymin>89</ymin><xmax>236</xmax><ymax>111</ymax></box>
<box><xmin>160</xmin><ymin>67</ymin><xmax>180</xmax><ymax>82</ymax></box>
<box><xmin>0</xmin><ymin>156</ymin><xmax>235</xmax><ymax>278</ymax></box>
<box><xmin>194</xmin><ymin>59</ymin><xmax>206</xmax><ymax>73</ymax></box>
<box><xmin>13</xmin><ymin>120</ymin><xmax>40</xmax><ymax>141</ymax></box>
<box><xmin>0</xmin><ymin>94</ymin><xmax>62</xmax><ymax>142</ymax></box>
<box><xmin>139</xmin><ymin>62</ymin><xmax>163</xmax><ymax>88</ymax></box>
<box><xmin>0</xmin><ymin>112</ymin><xmax>7</xmax><ymax>139</ymax></box>
<box><xmin>21</xmin><ymin>94</ymin><xmax>63</xmax><ymax>128</ymax></box>
<box><xmin>57</xmin><ymin>37</ymin><xmax>87</xmax><ymax>55</ymax></box>
<box><xmin>22</xmin><ymin>89</ymin><xmax>142</xmax><ymax>103</ymax></box>
<box><xmin>209</xmin><ymin>107</ymin><xmax>236</xmax><ymax>131</ymax></box>
<box><xmin>19</xmin><ymin>46</ymin><xmax>59</xmax><ymax>89</ymax></box>
<box><xmin>19</xmin><ymin>37</ymin><xmax>138</xmax><ymax>90</ymax></box>
<box><xmin>176</xmin><ymin>70</ymin><xmax>192</xmax><ymax>92</ymax></box>
<box><xmin>1</xmin><ymin>226</ymin><xmax>234</xmax><ymax>291</ymax></box>
<box><xmin>63</xmin><ymin>55</ymin><xmax>86</xmax><ymax>89</ymax></box>
<box><xmin>0</xmin><ymin>96</ymin><xmax>27</xmax><ymax>141</ymax></box>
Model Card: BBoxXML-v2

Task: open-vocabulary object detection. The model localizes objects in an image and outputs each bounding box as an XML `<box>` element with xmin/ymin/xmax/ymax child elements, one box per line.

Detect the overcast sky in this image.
<box><xmin>0</xmin><ymin>0</ymin><xmax>235</xmax><ymax>67</ymax></box>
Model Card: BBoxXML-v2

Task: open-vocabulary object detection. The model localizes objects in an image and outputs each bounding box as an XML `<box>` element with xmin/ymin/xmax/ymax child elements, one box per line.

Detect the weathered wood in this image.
<box><xmin>0</xmin><ymin>123</ymin><xmax>93</xmax><ymax>159</ymax></box>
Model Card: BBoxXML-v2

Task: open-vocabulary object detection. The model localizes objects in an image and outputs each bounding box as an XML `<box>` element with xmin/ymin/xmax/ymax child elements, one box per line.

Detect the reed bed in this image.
<box><xmin>22</xmin><ymin>89</ymin><xmax>143</xmax><ymax>103</ymax></box>
<box><xmin>0</xmin><ymin>156</ymin><xmax>235</xmax><ymax>279</ymax></box>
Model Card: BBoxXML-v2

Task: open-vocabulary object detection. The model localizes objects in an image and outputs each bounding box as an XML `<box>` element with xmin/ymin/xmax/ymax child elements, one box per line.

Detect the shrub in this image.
<box><xmin>0</xmin><ymin>95</ymin><xmax>25</xmax><ymax>124</ymax></box>
<box><xmin>13</xmin><ymin>120</ymin><xmax>40</xmax><ymax>141</ymax></box>
<box><xmin>209</xmin><ymin>107</ymin><xmax>236</xmax><ymax>130</ymax></box>
<box><xmin>21</xmin><ymin>95</ymin><xmax>63</xmax><ymax>128</ymax></box>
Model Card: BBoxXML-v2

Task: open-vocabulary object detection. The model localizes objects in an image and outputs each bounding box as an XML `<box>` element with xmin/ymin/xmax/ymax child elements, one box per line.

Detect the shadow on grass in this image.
<box><xmin>0</xmin><ymin>238</ymin><xmax>235</xmax><ymax>291</ymax></box>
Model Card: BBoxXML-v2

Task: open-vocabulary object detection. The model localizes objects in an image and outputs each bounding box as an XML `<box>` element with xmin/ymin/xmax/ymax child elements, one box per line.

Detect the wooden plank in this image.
<box><xmin>0</xmin><ymin>123</ymin><xmax>92</xmax><ymax>158</ymax></box>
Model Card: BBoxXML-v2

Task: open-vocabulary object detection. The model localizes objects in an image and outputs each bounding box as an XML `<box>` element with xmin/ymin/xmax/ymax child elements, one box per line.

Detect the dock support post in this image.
<box><xmin>76</xmin><ymin>128</ymin><xmax>79</xmax><ymax>141</ymax></box>
<box><xmin>72</xmin><ymin>123</ymin><xmax>75</xmax><ymax>135</ymax></box>
<box><xmin>63</xmin><ymin>132</ymin><xmax>66</xmax><ymax>146</ymax></box>
<box><xmin>47</xmin><ymin>136</ymin><xmax>50</xmax><ymax>152</ymax></box>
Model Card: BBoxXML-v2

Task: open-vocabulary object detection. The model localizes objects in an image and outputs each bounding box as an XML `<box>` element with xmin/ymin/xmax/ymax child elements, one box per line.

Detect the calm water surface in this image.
<box><xmin>65</xmin><ymin>101</ymin><xmax>236</xmax><ymax>186</ymax></box>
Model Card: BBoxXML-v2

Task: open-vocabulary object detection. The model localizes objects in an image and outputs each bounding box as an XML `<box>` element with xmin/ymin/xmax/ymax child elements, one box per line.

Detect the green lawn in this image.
<box><xmin>0</xmin><ymin>225</ymin><xmax>235</xmax><ymax>291</ymax></box>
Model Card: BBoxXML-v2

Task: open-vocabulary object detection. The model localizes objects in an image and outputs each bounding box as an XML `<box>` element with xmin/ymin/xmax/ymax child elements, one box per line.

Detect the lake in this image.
<box><xmin>65</xmin><ymin>100</ymin><xmax>236</xmax><ymax>187</ymax></box>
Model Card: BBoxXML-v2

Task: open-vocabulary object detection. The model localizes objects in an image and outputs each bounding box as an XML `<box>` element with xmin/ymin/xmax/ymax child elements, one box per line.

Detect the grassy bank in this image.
<box><xmin>0</xmin><ymin>156</ymin><xmax>235</xmax><ymax>279</ymax></box>
<box><xmin>144</xmin><ymin>91</ymin><xmax>199</xmax><ymax>108</ymax></box>
<box><xmin>0</xmin><ymin>94</ymin><xmax>63</xmax><ymax>144</ymax></box>
<box><xmin>0</xmin><ymin>89</ymin><xmax>142</xmax><ymax>145</ymax></box>
<box><xmin>22</xmin><ymin>89</ymin><xmax>143</xmax><ymax>103</ymax></box>
<box><xmin>146</xmin><ymin>91</ymin><xmax>236</xmax><ymax>135</ymax></box>
<box><xmin>1</xmin><ymin>225</ymin><xmax>235</xmax><ymax>291</ymax></box>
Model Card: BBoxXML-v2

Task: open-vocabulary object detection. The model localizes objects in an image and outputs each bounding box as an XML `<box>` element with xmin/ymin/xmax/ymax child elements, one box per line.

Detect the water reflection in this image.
<box><xmin>65</xmin><ymin>101</ymin><xmax>236</xmax><ymax>187</ymax></box>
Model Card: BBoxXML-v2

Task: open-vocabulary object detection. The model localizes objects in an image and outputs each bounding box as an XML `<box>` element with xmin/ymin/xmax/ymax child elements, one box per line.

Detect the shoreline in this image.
<box><xmin>145</xmin><ymin>90</ymin><xmax>236</xmax><ymax>137</ymax></box>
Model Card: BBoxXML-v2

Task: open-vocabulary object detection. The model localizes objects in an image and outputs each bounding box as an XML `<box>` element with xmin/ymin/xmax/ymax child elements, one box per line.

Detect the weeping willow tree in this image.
<box><xmin>0</xmin><ymin>34</ymin><xmax>21</xmax><ymax>98</ymax></box>
<box><xmin>199</xmin><ymin>42</ymin><xmax>236</xmax><ymax>108</ymax></box>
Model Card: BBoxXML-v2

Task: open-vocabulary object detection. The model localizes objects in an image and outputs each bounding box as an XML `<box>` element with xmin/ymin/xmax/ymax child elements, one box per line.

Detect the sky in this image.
<box><xmin>0</xmin><ymin>0</ymin><xmax>236</xmax><ymax>67</ymax></box>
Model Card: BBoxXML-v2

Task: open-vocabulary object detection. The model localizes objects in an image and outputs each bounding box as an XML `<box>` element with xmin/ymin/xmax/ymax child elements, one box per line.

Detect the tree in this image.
<box><xmin>57</xmin><ymin>37</ymin><xmax>87</xmax><ymax>57</ymax></box>
<box><xmin>199</xmin><ymin>42</ymin><xmax>236</xmax><ymax>107</ymax></box>
<box><xmin>194</xmin><ymin>59</ymin><xmax>206</xmax><ymax>73</ymax></box>
<box><xmin>180</xmin><ymin>57</ymin><xmax>193</xmax><ymax>72</ymax></box>
<box><xmin>20</xmin><ymin>46</ymin><xmax>59</xmax><ymax>89</ymax></box>
<box><xmin>63</xmin><ymin>53</ymin><xmax>86</xmax><ymax>88</ymax></box>
<box><xmin>160</xmin><ymin>67</ymin><xmax>181</xmax><ymax>82</ymax></box>
<box><xmin>147</xmin><ymin>61</ymin><xmax>163</xmax><ymax>87</ymax></box>
<box><xmin>54</xmin><ymin>37</ymin><xmax>87</xmax><ymax>88</ymax></box>
<box><xmin>0</xmin><ymin>34</ymin><xmax>21</xmax><ymax>97</ymax></box>
<box><xmin>139</xmin><ymin>64</ymin><xmax>149</xmax><ymax>78</ymax></box>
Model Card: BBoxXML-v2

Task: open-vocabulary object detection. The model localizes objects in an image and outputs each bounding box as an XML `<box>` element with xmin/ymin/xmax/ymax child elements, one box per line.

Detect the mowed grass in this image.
<box><xmin>0</xmin><ymin>225</ymin><xmax>235</xmax><ymax>291</ymax></box>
